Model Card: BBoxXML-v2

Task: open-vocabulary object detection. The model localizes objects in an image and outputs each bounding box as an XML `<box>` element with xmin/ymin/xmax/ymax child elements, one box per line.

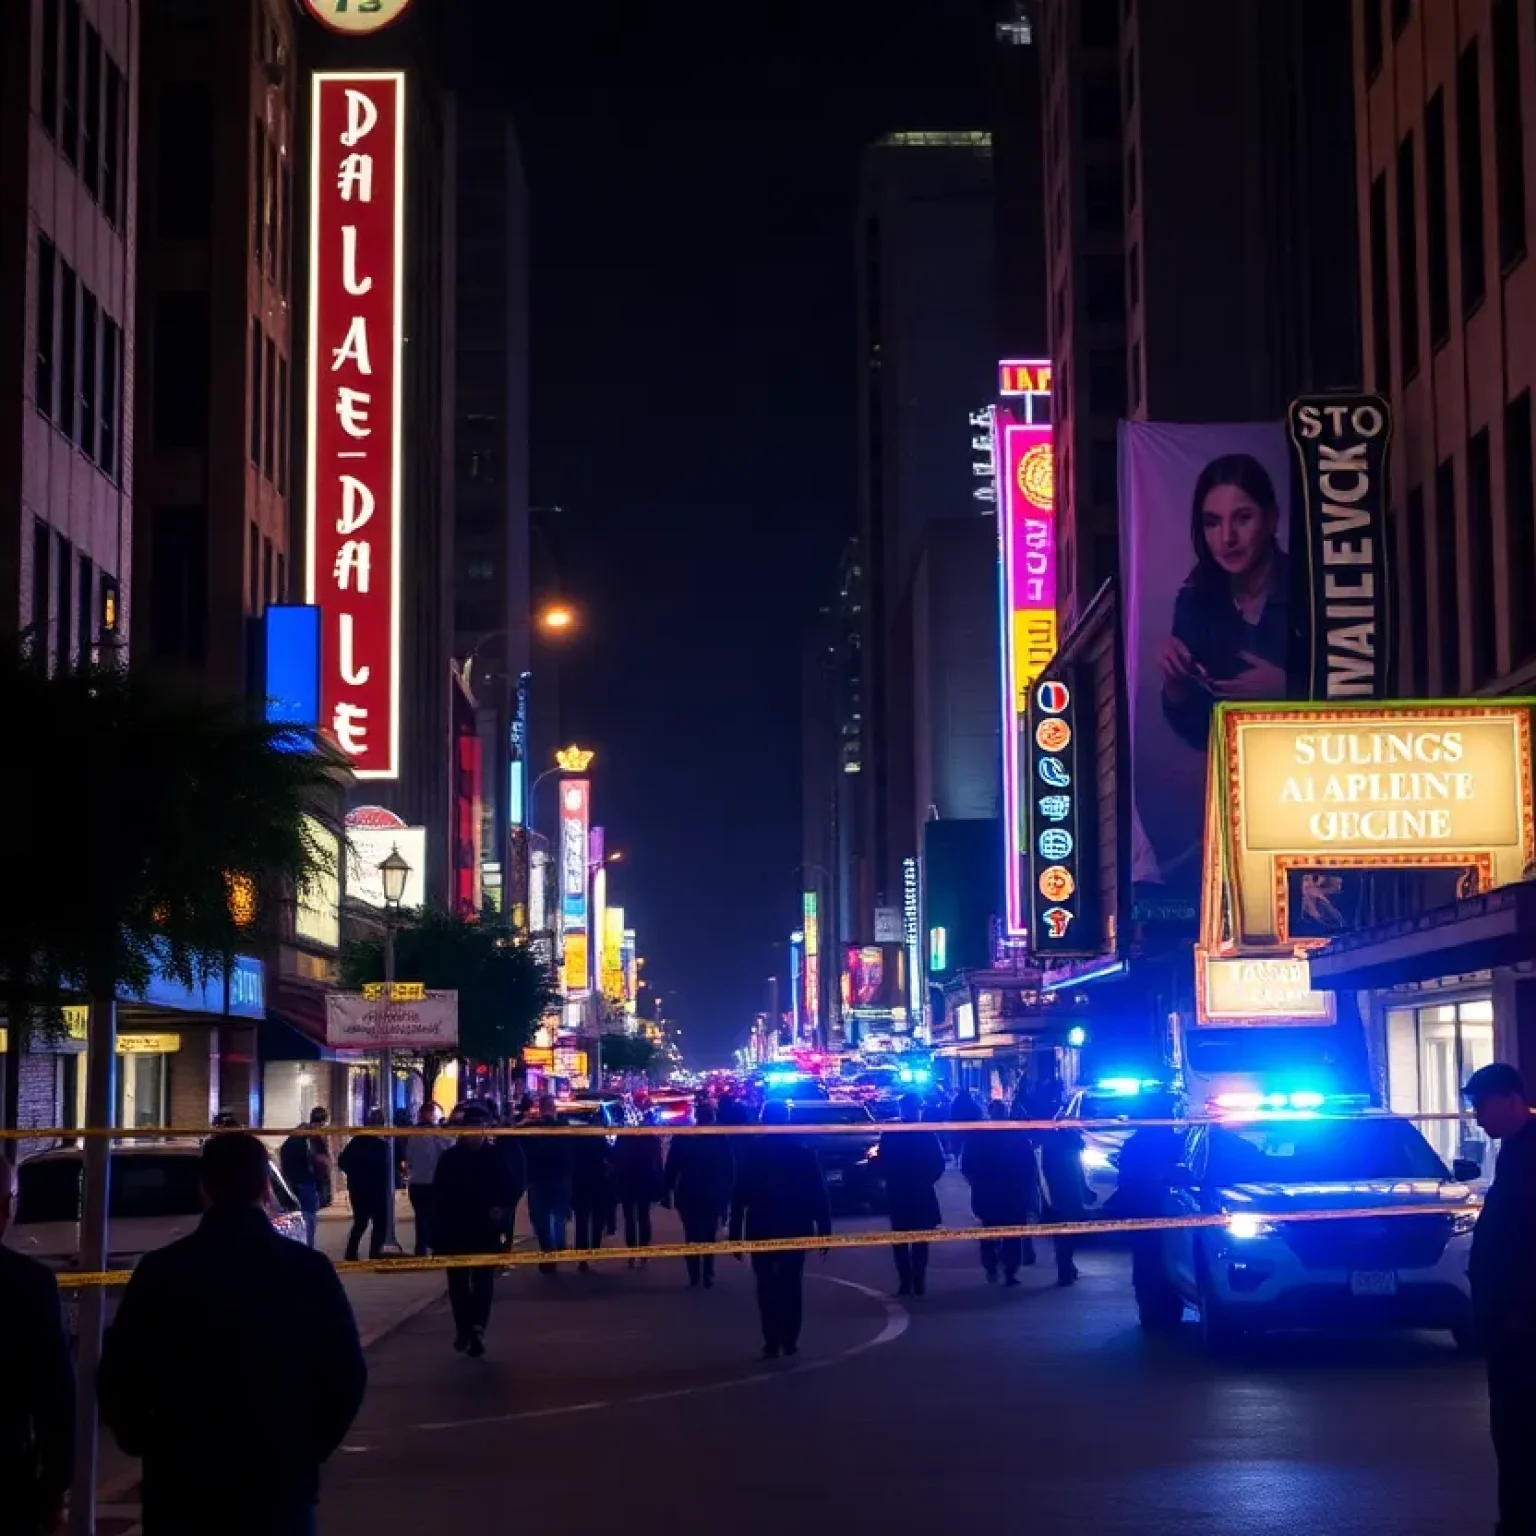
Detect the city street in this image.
<box><xmin>318</xmin><ymin>1177</ymin><xmax>1498</xmax><ymax>1536</ymax></box>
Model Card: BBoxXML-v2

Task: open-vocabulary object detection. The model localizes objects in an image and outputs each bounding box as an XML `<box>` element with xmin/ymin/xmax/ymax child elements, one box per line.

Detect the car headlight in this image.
<box><xmin>1081</xmin><ymin>1146</ymin><xmax>1115</xmax><ymax>1171</ymax></box>
<box><xmin>1450</xmin><ymin>1210</ymin><xmax>1480</xmax><ymax>1237</ymax></box>
<box><xmin>1226</xmin><ymin>1213</ymin><xmax>1277</xmax><ymax>1241</ymax></box>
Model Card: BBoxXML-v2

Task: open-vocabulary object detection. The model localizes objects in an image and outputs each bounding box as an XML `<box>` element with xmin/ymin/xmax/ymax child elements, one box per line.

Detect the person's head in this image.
<box><xmin>537</xmin><ymin>1093</ymin><xmax>559</xmax><ymax>1122</ymax></box>
<box><xmin>0</xmin><ymin>1156</ymin><xmax>17</xmax><ymax>1239</ymax></box>
<box><xmin>417</xmin><ymin>1102</ymin><xmax>440</xmax><ymax>1126</ymax></box>
<box><xmin>987</xmin><ymin>1098</ymin><xmax>1009</xmax><ymax>1122</ymax></box>
<box><xmin>1464</xmin><ymin>1062</ymin><xmax>1530</xmax><ymax>1141</ymax></box>
<box><xmin>760</xmin><ymin>1100</ymin><xmax>791</xmax><ymax>1127</ymax></box>
<box><xmin>308</xmin><ymin>1106</ymin><xmax>329</xmax><ymax>1128</ymax></box>
<box><xmin>897</xmin><ymin>1092</ymin><xmax>923</xmax><ymax>1124</ymax></box>
<box><xmin>201</xmin><ymin>1131</ymin><xmax>272</xmax><ymax>1210</ymax></box>
<box><xmin>695</xmin><ymin>1099</ymin><xmax>717</xmax><ymax>1126</ymax></box>
<box><xmin>450</xmin><ymin>1101</ymin><xmax>491</xmax><ymax>1145</ymax></box>
<box><xmin>1190</xmin><ymin>453</ymin><xmax>1280</xmax><ymax>587</ymax></box>
<box><xmin>365</xmin><ymin>1108</ymin><xmax>386</xmax><ymax>1128</ymax></box>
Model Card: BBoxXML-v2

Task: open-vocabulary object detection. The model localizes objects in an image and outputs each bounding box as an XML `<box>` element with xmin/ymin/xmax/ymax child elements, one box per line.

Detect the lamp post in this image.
<box><xmin>378</xmin><ymin>843</ymin><xmax>411</xmax><ymax>1252</ymax></box>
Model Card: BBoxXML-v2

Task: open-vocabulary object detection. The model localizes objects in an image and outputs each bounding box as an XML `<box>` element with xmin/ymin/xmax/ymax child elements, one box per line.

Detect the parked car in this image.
<box><xmin>3</xmin><ymin>1142</ymin><xmax>307</xmax><ymax>1333</ymax></box>
<box><xmin>783</xmin><ymin>1100</ymin><xmax>883</xmax><ymax>1211</ymax></box>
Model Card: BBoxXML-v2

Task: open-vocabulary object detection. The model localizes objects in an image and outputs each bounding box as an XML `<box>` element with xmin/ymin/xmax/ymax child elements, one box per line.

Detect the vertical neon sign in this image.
<box><xmin>996</xmin><ymin>360</ymin><xmax>1056</xmax><ymax>935</ymax></box>
<box><xmin>802</xmin><ymin>891</ymin><xmax>820</xmax><ymax>1034</ymax></box>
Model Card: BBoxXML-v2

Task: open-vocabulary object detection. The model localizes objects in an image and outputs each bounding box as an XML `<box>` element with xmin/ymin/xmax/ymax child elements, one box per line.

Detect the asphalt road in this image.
<box><xmin>319</xmin><ymin>1178</ymin><xmax>1499</xmax><ymax>1536</ymax></box>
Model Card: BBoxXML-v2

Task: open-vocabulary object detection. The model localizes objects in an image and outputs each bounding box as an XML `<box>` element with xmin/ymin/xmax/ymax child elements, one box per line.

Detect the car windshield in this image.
<box><xmin>1185</xmin><ymin>1026</ymin><xmax>1347</xmax><ymax>1077</ymax></box>
<box><xmin>1207</xmin><ymin>1118</ymin><xmax>1450</xmax><ymax>1186</ymax></box>
<box><xmin>1077</xmin><ymin>1092</ymin><xmax>1176</xmax><ymax>1122</ymax></box>
<box><xmin>17</xmin><ymin>1155</ymin><xmax>208</xmax><ymax>1224</ymax></box>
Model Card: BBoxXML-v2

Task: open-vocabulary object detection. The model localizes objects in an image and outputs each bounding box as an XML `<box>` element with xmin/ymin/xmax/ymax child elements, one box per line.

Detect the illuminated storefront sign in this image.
<box><xmin>1209</xmin><ymin>701</ymin><xmax>1536</xmax><ymax>948</ymax></box>
<box><xmin>968</xmin><ymin>407</ymin><xmax>997</xmax><ymax>505</ymax></box>
<box><xmin>621</xmin><ymin>927</ymin><xmax>637</xmax><ymax>1006</ymax></box>
<box><xmin>1027</xmin><ymin>675</ymin><xmax>1091</xmax><ymax>954</ymax></box>
<box><xmin>802</xmin><ymin>891</ymin><xmax>820</xmax><ymax>1030</ymax></box>
<box><xmin>562</xmin><ymin>933</ymin><xmax>589</xmax><ymax>998</ymax></box>
<box><xmin>559</xmin><ymin>779</ymin><xmax>591</xmax><ymax>992</ymax></box>
<box><xmin>306</xmin><ymin>71</ymin><xmax>406</xmax><ymax>779</ymax></box>
<box><xmin>996</xmin><ymin>361</ymin><xmax>1057</xmax><ymax>935</ymax></box>
<box><xmin>601</xmin><ymin>906</ymin><xmax>626</xmax><ymax>1003</ymax></box>
<box><xmin>789</xmin><ymin>930</ymin><xmax>804</xmax><ymax>1037</ymax></box>
<box><xmin>999</xmin><ymin>360</ymin><xmax>1052</xmax><ymax>397</ymax></box>
<box><xmin>302</xmin><ymin>0</ymin><xmax>415</xmax><ymax>34</ymax></box>
<box><xmin>902</xmin><ymin>856</ymin><xmax>923</xmax><ymax>1033</ymax></box>
<box><xmin>1196</xmin><ymin>951</ymin><xmax>1336</xmax><ymax>1026</ymax></box>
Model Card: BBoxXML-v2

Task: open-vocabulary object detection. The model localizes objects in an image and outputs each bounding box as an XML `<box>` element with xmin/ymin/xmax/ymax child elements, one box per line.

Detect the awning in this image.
<box><xmin>260</xmin><ymin>1014</ymin><xmax>333</xmax><ymax>1063</ymax></box>
<box><xmin>1308</xmin><ymin>882</ymin><xmax>1536</xmax><ymax>992</ymax></box>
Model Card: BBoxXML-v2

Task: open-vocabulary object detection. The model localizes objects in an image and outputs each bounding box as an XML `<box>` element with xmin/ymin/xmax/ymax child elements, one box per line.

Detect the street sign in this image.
<box><xmin>361</xmin><ymin>980</ymin><xmax>426</xmax><ymax>1001</ymax></box>
<box><xmin>325</xmin><ymin>989</ymin><xmax>458</xmax><ymax>1050</ymax></box>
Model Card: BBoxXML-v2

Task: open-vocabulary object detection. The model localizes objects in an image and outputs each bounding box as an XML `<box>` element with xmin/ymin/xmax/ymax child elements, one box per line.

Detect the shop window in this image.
<box><xmin>1385</xmin><ymin>999</ymin><xmax>1494</xmax><ymax>1169</ymax></box>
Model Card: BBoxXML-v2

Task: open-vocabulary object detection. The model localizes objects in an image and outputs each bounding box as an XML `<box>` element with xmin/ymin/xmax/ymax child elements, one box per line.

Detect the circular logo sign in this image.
<box><xmin>303</xmin><ymin>0</ymin><xmax>414</xmax><ymax>34</ymax></box>
<box><xmin>1038</xmin><ymin>865</ymin><xmax>1076</xmax><ymax>903</ymax></box>
<box><xmin>1038</xmin><ymin>828</ymin><xmax>1074</xmax><ymax>861</ymax></box>
<box><xmin>1016</xmin><ymin>442</ymin><xmax>1055</xmax><ymax>512</ymax></box>
<box><xmin>1036</xmin><ymin>680</ymin><xmax>1070</xmax><ymax>715</ymax></box>
<box><xmin>1037</xmin><ymin>756</ymin><xmax>1071</xmax><ymax>788</ymax></box>
<box><xmin>1035</xmin><ymin>717</ymin><xmax>1072</xmax><ymax>753</ymax></box>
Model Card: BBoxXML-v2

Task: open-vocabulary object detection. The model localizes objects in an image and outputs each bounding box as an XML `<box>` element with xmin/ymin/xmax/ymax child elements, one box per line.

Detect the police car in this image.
<box><xmin>1134</xmin><ymin>1101</ymin><xmax>1483</xmax><ymax>1354</ymax></box>
<box><xmin>1060</xmin><ymin>1078</ymin><xmax>1182</xmax><ymax>1213</ymax></box>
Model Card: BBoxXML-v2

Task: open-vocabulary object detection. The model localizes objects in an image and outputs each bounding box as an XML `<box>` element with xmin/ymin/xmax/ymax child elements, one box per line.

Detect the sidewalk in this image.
<box><xmin>97</xmin><ymin>1192</ymin><xmax>446</xmax><ymax>1510</ymax></box>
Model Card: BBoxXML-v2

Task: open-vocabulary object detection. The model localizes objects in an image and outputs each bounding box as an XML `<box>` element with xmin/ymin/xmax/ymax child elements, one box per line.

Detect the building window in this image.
<box><xmin>1089</xmin><ymin>347</ymin><xmax>1127</xmax><ymax>417</ymax></box>
<box><xmin>1369</xmin><ymin>173</ymin><xmax>1391</xmax><ymax>389</ymax></box>
<box><xmin>31</xmin><ymin>522</ymin><xmax>50</xmax><ymax>664</ymax></box>
<box><xmin>77</xmin><ymin>554</ymin><xmax>94</xmax><ymax>662</ymax></box>
<box><xmin>1466</xmin><ymin>428</ymin><xmax>1495</xmax><ymax>683</ymax></box>
<box><xmin>153</xmin><ymin>292</ymin><xmax>211</xmax><ymax>449</ymax></box>
<box><xmin>280</xmin><ymin>158</ymin><xmax>293</xmax><ymax>295</ymax></box>
<box><xmin>101</xmin><ymin>574</ymin><xmax>119</xmax><ymax>638</ymax></box>
<box><xmin>61</xmin><ymin>0</ymin><xmax>80</xmax><ymax>167</ymax></box>
<box><xmin>262</xmin><ymin>537</ymin><xmax>274</xmax><ymax>617</ymax></box>
<box><xmin>1084</xmin><ymin>162</ymin><xmax>1122</xmax><ymax>234</ymax></box>
<box><xmin>99</xmin><ymin>316</ymin><xmax>120</xmax><ymax>479</ymax></box>
<box><xmin>253</xmin><ymin>120</ymin><xmax>266</xmax><ymax>261</ymax></box>
<box><xmin>276</xmin><ymin>355</ymin><xmax>288</xmax><ymax>495</ymax></box>
<box><xmin>55</xmin><ymin>534</ymin><xmax>72</xmax><ymax>669</ymax></box>
<box><xmin>262</xmin><ymin>335</ymin><xmax>276</xmax><ymax>483</ymax></box>
<box><xmin>1492</xmin><ymin>0</ymin><xmax>1527</xmax><ymax>271</ymax></box>
<box><xmin>1434</xmin><ymin>457</ymin><xmax>1459</xmax><ymax>692</ymax></box>
<box><xmin>103</xmin><ymin>57</ymin><xmax>124</xmax><ymax>226</ymax></box>
<box><xmin>41</xmin><ymin>0</ymin><xmax>60</xmax><ymax>139</ymax></box>
<box><xmin>82</xmin><ymin>22</ymin><xmax>100</xmax><ymax>198</ymax></box>
<box><xmin>35</xmin><ymin>237</ymin><xmax>56</xmax><ymax>418</ymax></box>
<box><xmin>249</xmin><ymin>522</ymin><xmax>260</xmax><ymax>611</ymax></box>
<box><xmin>264</xmin><ymin>138</ymin><xmax>277</xmax><ymax>280</ymax></box>
<box><xmin>250</xmin><ymin>319</ymin><xmax>263</xmax><ymax>468</ymax></box>
<box><xmin>1364</xmin><ymin>0</ymin><xmax>1383</xmax><ymax>78</ymax></box>
<box><xmin>1390</xmin><ymin>0</ymin><xmax>1411</xmax><ymax>37</ymax></box>
<box><xmin>1084</xmin><ymin>254</ymin><xmax>1124</xmax><ymax>326</ymax></box>
<box><xmin>150</xmin><ymin>508</ymin><xmax>209</xmax><ymax>665</ymax></box>
<box><xmin>1458</xmin><ymin>40</ymin><xmax>1486</xmax><ymax>314</ymax></box>
<box><xmin>1425</xmin><ymin>89</ymin><xmax>1450</xmax><ymax>348</ymax></box>
<box><xmin>1124</xmin><ymin>46</ymin><xmax>1135</xmax><ymax>113</ymax></box>
<box><xmin>1385</xmin><ymin>999</ymin><xmax>1494</xmax><ymax>1168</ymax></box>
<box><xmin>78</xmin><ymin>288</ymin><xmax>97</xmax><ymax>458</ymax></box>
<box><xmin>1507</xmin><ymin>392</ymin><xmax>1536</xmax><ymax>667</ymax></box>
<box><xmin>158</xmin><ymin>84</ymin><xmax>213</xmax><ymax>237</ymax></box>
<box><xmin>276</xmin><ymin>551</ymin><xmax>286</xmax><ymax>605</ymax></box>
<box><xmin>1129</xmin><ymin>339</ymin><xmax>1142</xmax><ymax>412</ymax></box>
<box><xmin>1082</xmin><ymin>71</ymin><xmax>1120</xmax><ymax>141</ymax></box>
<box><xmin>1396</xmin><ymin>132</ymin><xmax>1419</xmax><ymax>380</ymax></box>
<box><xmin>58</xmin><ymin>261</ymin><xmax>77</xmax><ymax>441</ymax></box>
<box><xmin>1126</xmin><ymin>144</ymin><xmax>1138</xmax><ymax>212</ymax></box>
<box><xmin>1405</xmin><ymin>486</ymin><xmax>1428</xmax><ymax>691</ymax></box>
<box><xmin>1081</xmin><ymin>0</ymin><xmax>1119</xmax><ymax>49</ymax></box>
<box><xmin>1128</xmin><ymin>243</ymin><xmax>1140</xmax><ymax>309</ymax></box>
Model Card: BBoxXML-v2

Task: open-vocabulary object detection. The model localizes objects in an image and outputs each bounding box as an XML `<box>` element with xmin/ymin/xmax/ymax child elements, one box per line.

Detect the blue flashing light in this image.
<box><xmin>765</xmin><ymin>1070</ymin><xmax>804</xmax><ymax>1087</ymax></box>
<box><xmin>1066</xmin><ymin>1026</ymin><xmax>1087</xmax><ymax>1048</ymax></box>
<box><xmin>1096</xmin><ymin>1077</ymin><xmax>1143</xmax><ymax>1097</ymax></box>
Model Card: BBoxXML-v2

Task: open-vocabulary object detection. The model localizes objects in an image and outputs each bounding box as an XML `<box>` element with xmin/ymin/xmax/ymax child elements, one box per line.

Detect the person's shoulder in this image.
<box><xmin>0</xmin><ymin>1242</ymin><xmax>62</xmax><ymax>1301</ymax></box>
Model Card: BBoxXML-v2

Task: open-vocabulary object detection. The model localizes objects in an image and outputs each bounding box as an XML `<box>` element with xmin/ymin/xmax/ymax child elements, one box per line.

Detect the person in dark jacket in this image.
<box><xmin>729</xmin><ymin>1101</ymin><xmax>832</xmax><ymax>1358</ymax></box>
<box><xmin>571</xmin><ymin>1125</ymin><xmax>615</xmax><ymax>1272</ymax></box>
<box><xmin>278</xmin><ymin>1121</ymin><xmax>323</xmax><ymax>1248</ymax></box>
<box><xmin>1116</xmin><ymin>1093</ymin><xmax>1185</xmax><ymax>1314</ymax></box>
<box><xmin>616</xmin><ymin>1109</ymin><xmax>666</xmax><ymax>1266</ymax></box>
<box><xmin>1027</xmin><ymin>1078</ymin><xmax>1093</xmax><ymax>1287</ymax></box>
<box><xmin>520</xmin><ymin>1095</ymin><xmax>576</xmax><ymax>1273</ymax></box>
<box><xmin>98</xmin><ymin>1132</ymin><xmax>365</xmax><ymax>1536</ymax></box>
<box><xmin>433</xmin><ymin>1104</ymin><xmax>518</xmax><ymax>1356</ymax></box>
<box><xmin>492</xmin><ymin>1108</ymin><xmax>526</xmax><ymax>1252</ymax></box>
<box><xmin>946</xmin><ymin>1086</ymin><xmax>983</xmax><ymax>1161</ymax></box>
<box><xmin>961</xmin><ymin>1098</ymin><xmax>1040</xmax><ymax>1286</ymax></box>
<box><xmin>879</xmin><ymin>1093</ymin><xmax>946</xmax><ymax>1297</ymax></box>
<box><xmin>0</xmin><ymin>1155</ymin><xmax>73</xmax><ymax>1536</ymax></box>
<box><xmin>1465</xmin><ymin>1062</ymin><xmax>1536</xmax><ymax>1536</ymax></box>
<box><xmin>664</xmin><ymin>1100</ymin><xmax>735</xmax><ymax>1287</ymax></box>
<box><xmin>337</xmin><ymin>1110</ymin><xmax>393</xmax><ymax>1261</ymax></box>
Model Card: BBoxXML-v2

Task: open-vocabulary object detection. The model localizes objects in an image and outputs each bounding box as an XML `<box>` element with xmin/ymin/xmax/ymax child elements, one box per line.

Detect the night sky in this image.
<box><xmin>461</xmin><ymin>0</ymin><xmax>994</xmax><ymax>1059</ymax></box>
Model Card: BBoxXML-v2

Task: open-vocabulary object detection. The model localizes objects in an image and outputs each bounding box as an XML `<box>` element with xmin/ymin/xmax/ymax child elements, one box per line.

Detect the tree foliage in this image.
<box><xmin>1</xmin><ymin>644</ymin><xmax>338</xmax><ymax>1127</ymax></box>
<box><xmin>598</xmin><ymin>1033</ymin><xmax>657</xmax><ymax>1074</ymax></box>
<box><xmin>339</xmin><ymin>908</ymin><xmax>558</xmax><ymax>1067</ymax></box>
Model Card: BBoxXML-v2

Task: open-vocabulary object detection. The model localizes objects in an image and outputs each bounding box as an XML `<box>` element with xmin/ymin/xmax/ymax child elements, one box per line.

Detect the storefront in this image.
<box><xmin>1378</xmin><ymin>986</ymin><xmax>1494</xmax><ymax>1167</ymax></box>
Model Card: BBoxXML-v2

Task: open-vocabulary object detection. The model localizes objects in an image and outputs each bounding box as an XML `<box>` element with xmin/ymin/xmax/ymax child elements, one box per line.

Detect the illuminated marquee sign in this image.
<box><xmin>1210</xmin><ymin>701</ymin><xmax>1536</xmax><ymax>948</ymax></box>
<box><xmin>306</xmin><ymin>72</ymin><xmax>406</xmax><ymax>779</ymax></box>
<box><xmin>1196</xmin><ymin>950</ymin><xmax>1336</xmax><ymax>1026</ymax></box>
<box><xmin>1027</xmin><ymin>675</ymin><xmax>1094</xmax><ymax>954</ymax></box>
<box><xmin>999</xmin><ymin>360</ymin><xmax>1052</xmax><ymax>397</ymax></box>
<box><xmin>968</xmin><ymin>407</ymin><xmax>997</xmax><ymax>505</ymax></box>
<box><xmin>902</xmin><ymin>855</ymin><xmax>923</xmax><ymax>1034</ymax></box>
<box><xmin>997</xmin><ymin>372</ymin><xmax>1057</xmax><ymax>935</ymax></box>
<box><xmin>802</xmin><ymin>891</ymin><xmax>820</xmax><ymax>1030</ymax></box>
<box><xmin>559</xmin><ymin>779</ymin><xmax>591</xmax><ymax>994</ymax></box>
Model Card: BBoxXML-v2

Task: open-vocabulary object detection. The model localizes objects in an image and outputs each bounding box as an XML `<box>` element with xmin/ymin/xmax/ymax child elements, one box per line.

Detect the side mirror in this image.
<box><xmin>1452</xmin><ymin>1157</ymin><xmax>1483</xmax><ymax>1183</ymax></box>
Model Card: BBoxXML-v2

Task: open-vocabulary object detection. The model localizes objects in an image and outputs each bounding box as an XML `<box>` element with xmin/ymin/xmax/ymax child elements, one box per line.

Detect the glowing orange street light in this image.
<box><xmin>538</xmin><ymin>603</ymin><xmax>577</xmax><ymax>633</ymax></box>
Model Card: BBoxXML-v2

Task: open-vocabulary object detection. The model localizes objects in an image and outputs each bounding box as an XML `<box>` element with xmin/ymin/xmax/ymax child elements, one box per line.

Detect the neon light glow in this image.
<box><xmin>306</xmin><ymin>72</ymin><xmax>406</xmax><ymax>780</ymax></box>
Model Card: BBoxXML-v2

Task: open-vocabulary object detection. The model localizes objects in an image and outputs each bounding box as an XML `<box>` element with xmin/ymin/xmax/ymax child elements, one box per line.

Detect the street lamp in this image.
<box><xmin>538</xmin><ymin>602</ymin><xmax>578</xmax><ymax>634</ymax></box>
<box><xmin>378</xmin><ymin>843</ymin><xmax>411</xmax><ymax>1253</ymax></box>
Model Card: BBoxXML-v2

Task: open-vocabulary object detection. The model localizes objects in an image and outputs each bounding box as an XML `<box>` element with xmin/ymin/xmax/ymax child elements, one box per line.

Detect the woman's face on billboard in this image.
<box><xmin>1201</xmin><ymin>483</ymin><xmax>1275</xmax><ymax>577</ymax></box>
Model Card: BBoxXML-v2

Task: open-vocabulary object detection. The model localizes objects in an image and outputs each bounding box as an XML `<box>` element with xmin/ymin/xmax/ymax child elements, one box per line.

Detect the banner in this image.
<box><xmin>1119</xmin><ymin>421</ymin><xmax>1297</xmax><ymax>896</ymax></box>
<box><xmin>1288</xmin><ymin>395</ymin><xmax>1393</xmax><ymax>701</ymax></box>
<box><xmin>324</xmin><ymin>990</ymin><xmax>459</xmax><ymax>1050</ymax></box>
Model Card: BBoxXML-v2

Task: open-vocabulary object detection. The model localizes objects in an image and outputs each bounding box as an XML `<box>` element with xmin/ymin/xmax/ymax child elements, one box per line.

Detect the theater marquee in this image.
<box><xmin>1210</xmin><ymin>701</ymin><xmax>1536</xmax><ymax>948</ymax></box>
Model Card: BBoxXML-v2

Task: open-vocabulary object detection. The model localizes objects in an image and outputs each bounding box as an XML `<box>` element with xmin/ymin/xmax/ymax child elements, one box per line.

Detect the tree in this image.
<box><xmin>1</xmin><ymin>644</ymin><xmax>339</xmax><ymax>1132</ymax></box>
<box><xmin>598</xmin><ymin>1033</ymin><xmax>657</xmax><ymax>1075</ymax></box>
<box><xmin>338</xmin><ymin>909</ymin><xmax>558</xmax><ymax>1093</ymax></box>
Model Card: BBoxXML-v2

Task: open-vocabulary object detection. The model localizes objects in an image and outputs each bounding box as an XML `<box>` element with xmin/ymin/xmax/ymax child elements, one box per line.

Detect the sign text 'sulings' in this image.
<box><xmin>308</xmin><ymin>73</ymin><xmax>404</xmax><ymax>779</ymax></box>
<box><xmin>1279</xmin><ymin>729</ymin><xmax>1473</xmax><ymax>841</ymax></box>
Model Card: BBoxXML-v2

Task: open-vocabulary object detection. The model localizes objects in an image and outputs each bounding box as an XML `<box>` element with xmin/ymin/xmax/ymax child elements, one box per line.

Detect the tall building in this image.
<box><xmin>134</xmin><ymin>0</ymin><xmax>298</xmax><ymax>697</ymax></box>
<box><xmin>451</xmin><ymin>101</ymin><xmax>530</xmax><ymax>919</ymax></box>
<box><xmin>1</xmin><ymin>0</ymin><xmax>136</xmax><ymax>665</ymax></box>
<box><xmin>856</xmin><ymin>131</ymin><xmax>997</xmax><ymax>915</ymax></box>
<box><xmin>1035</xmin><ymin>0</ymin><xmax>1359</xmax><ymax>625</ymax></box>
<box><xmin>1353</xmin><ymin>0</ymin><xmax>1536</xmax><ymax>699</ymax></box>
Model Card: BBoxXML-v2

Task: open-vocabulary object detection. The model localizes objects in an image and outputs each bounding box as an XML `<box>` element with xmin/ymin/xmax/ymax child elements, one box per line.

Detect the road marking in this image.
<box><xmin>416</xmin><ymin>1275</ymin><xmax>908</xmax><ymax>1433</ymax></box>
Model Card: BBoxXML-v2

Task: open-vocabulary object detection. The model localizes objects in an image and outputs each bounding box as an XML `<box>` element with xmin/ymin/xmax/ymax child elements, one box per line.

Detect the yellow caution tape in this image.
<box><xmin>52</xmin><ymin>1198</ymin><xmax>1481</xmax><ymax>1290</ymax></box>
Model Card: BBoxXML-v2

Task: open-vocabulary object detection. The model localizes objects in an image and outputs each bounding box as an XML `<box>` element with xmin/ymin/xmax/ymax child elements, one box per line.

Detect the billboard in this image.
<box><xmin>1119</xmin><ymin>421</ymin><xmax>1296</xmax><ymax>898</ymax></box>
<box><xmin>1288</xmin><ymin>396</ymin><xmax>1393</xmax><ymax>700</ymax></box>
<box><xmin>296</xmin><ymin>815</ymin><xmax>341</xmax><ymax>947</ymax></box>
<box><xmin>621</xmin><ymin>927</ymin><xmax>637</xmax><ymax>1004</ymax></box>
<box><xmin>559</xmin><ymin>779</ymin><xmax>590</xmax><ymax>993</ymax></box>
<box><xmin>802</xmin><ymin>891</ymin><xmax>820</xmax><ymax>1031</ymax></box>
<box><xmin>840</xmin><ymin>944</ymin><xmax>909</xmax><ymax>1020</ymax></box>
<box><xmin>996</xmin><ymin>374</ymin><xmax>1056</xmax><ymax>935</ymax></box>
<box><xmin>344</xmin><ymin>806</ymin><xmax>426</xmax><ymax>909</ymax></box>
<box><xmin>306</xmin><ymin>72</ymin><xmax>406</xmax><ymax>779</ymax></box>
<box><xmin>1210</xmin><ymin>701</ymin><xmax>1536</xmax><ymax>948</ymax></box>
<box><xmin>601</xmin><ymin>905</ymin><xmax>625</xmax><ymax>1004</ymax></box>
